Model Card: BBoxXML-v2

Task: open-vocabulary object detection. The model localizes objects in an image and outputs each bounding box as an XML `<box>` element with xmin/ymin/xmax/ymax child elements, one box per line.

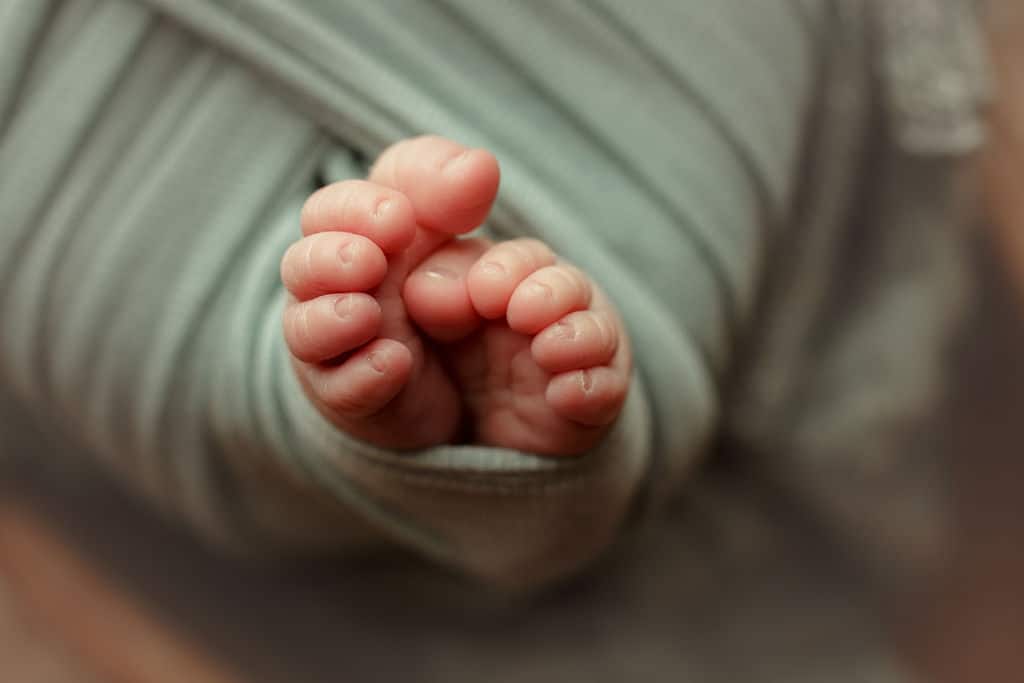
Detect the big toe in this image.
<box><xmin>369</xmin><ymin>135</ymin><xmax>500</xmax><ymax>235</ymax></box>
<box><xmin>403</xmin><ymin>237</ymin><xmax>490</xmax><ymax>342</ymax></box>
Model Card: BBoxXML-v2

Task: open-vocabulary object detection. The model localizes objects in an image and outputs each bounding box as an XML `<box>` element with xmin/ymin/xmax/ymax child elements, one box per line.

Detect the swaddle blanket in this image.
<box><xmin>0</xmin><ymin>0</ymin><xmax>987</xmax><ymax>587</ymax></box>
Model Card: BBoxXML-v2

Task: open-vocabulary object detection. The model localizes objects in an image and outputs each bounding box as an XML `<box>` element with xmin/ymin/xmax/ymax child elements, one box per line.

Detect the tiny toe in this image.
<box><xmin>281</xmin><ymin>232</ymin><xmax>387</xmax><ymax>301</ymax></box>
<box><xmin>369</xmin><ymin>135</ymin><xmax>500</xmax><ymax>235</ymax></box>
<box><xmin>302</xmin><ymin>338</ymin><xmax>413</xmax><ymax>418</ymax></box>
<box><xmin>403</xmin><ymin>238</ymin><xmax>488</xmax><ymax>341</ymax></box>
<box><xmin>546</xmin><ymin>366</ymin><xmax>629</xmax><ymax>427</ymax></box>
<box><xmin>531</xmin><ymin>309</ymin><xmax>619</xmax><ymax>374</ymax></box>
<box><xmin>283</xmin><ymin>293</ymin><xmax>381</xmax><ymax>363</ymax></box>
<box><xmin>506</xmin><ymin>263</ymin><xmax>592</xmax><ymax>335</ymax></box>
<box><xmin>466</xmin><ymin>238</ymin><xmax>557</xmax><ymax>319</ymax></box>
<box><xmin>301</xmin><ymin>180</ymin><xmax>416</xmax><ymax>254</ymax></box>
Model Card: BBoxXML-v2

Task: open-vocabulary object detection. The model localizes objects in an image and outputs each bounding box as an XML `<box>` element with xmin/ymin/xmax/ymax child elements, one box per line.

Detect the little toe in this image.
<box><xmin>506</xmin><ymin>263</ymin><xmax>592</xmax><ymax>335</ymax></box>
<box><xmin>531</xmin><ymin>309</ymin><xmax>619</xmax><ymax>374</ymax></box>
<box><xmin>369</xmin><ymin>135</ymin><xmax>500</xmax><ymax>235</ymax></box>
<box><xmin>283</xmin><ymin>293</ymin><xmax>381</xmax><ymax>364</ymax></box>
<box><xmin>298</xmin><ymin>338</ymin><xmax>413</xmax><ymax>419</ymax></box>
<box><xmin>546</xmin><ymin>366</ymin><xmax>629</xmax><ymax>427</ymax></box>
<box><xmin>466</xmin><ymin>238</ymin><xmax>557</xmax><ymax>319</ymax></box>
<box><xmin>301</xmin><ymin>179</ymin><xmax>416</xmax><ymax>255</ymax></box>
<box><xmin>281</xmin><ymin>232</ymin><xmax>387</xmax><ymax>301</ymax></box>
<box><xmin>403</xmin><ymin>238</ymin><xmax>489</xmax><ymax>342</ymax></box>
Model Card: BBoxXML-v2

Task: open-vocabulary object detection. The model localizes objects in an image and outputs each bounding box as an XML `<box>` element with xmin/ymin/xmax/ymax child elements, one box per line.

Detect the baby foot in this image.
<box><xmin>403</xmin><ymin>238</ymin><xmax>632</xmax><ymax>455</ymax></box>
<box><xmin>281</xmin><ymin>135</ymin><xmax>631</xmax><ymax>455</ymax></box>
<box><xmin>281</xmin><ymin>136</ymin><xmax>496</xmax><ymax>449</ymax></box>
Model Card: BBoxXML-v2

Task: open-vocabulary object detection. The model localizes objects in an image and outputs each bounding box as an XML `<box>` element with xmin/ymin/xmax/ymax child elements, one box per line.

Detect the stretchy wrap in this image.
<box><xmin>0</xmin><ymin>0</ymin><xmax>988</xmax><ymax>589</ymax></box>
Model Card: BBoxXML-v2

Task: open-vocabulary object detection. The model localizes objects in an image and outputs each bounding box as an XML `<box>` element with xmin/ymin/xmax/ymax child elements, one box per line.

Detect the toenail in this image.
<box><xmin>442</xmin><ymin>149</ymin><xmax>473</xmax><ymax>171</ymax></box>
<box><xmin>529</xmin><ymin>281</ymin><xmax>553</xmax><ymax>300</ymax></box>
<box><xmin>578</xmin><ymin>369</ymin><xmax>594</xmax><ymax>393</ymax></box>
<box><xmin>373</xmin><ymin>198</ymin><xmax>392</xmax><ymax>219</ymax></box>
<box><xmin>479</xmin><ymin>261</ymin><xmax>506</xmax><ymax>278</ymax></box>
<box><xmin>338</xmin><ymin>240</ymin><xmax>357</xmax><ymax>265</ymax></box>
<box><xmin>553</xmin><ymin>320</ymin><xmax>576</xmax><ymax>341</ymax></box>
<box><xmin>366</xmin><ymin>351</ymin><xmax>387</xmax><ymax>374</ymax></box>
<box><xmin>334</xmin><ymin>296</ymin><xmax>356</xmax><ymax>320</ymax></box>
<box><xmin>424</xmin><ymin>266</ymin><xmax>459</xmax><ymax>280</ymax></box>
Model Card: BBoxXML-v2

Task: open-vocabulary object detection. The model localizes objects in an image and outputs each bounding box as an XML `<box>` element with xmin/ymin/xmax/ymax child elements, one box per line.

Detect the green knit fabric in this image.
<box><xmin>0</xmin><ymin>0</ymin><xmax>986</xmax><ymax>589</ymax></box>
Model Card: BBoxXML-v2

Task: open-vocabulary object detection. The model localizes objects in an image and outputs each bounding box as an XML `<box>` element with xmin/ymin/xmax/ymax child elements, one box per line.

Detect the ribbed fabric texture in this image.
<box><xmin>0</xmin><ymin>0</ymin><xmax>985</xmax><ymax>588</ymax></box>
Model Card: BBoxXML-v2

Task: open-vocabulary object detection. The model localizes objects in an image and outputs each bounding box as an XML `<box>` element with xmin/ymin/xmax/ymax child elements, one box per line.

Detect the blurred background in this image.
<box><xmin>3</xmin><ymin>1</ymin><xmax>1024</xmax><ymax>681</ymax></box>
